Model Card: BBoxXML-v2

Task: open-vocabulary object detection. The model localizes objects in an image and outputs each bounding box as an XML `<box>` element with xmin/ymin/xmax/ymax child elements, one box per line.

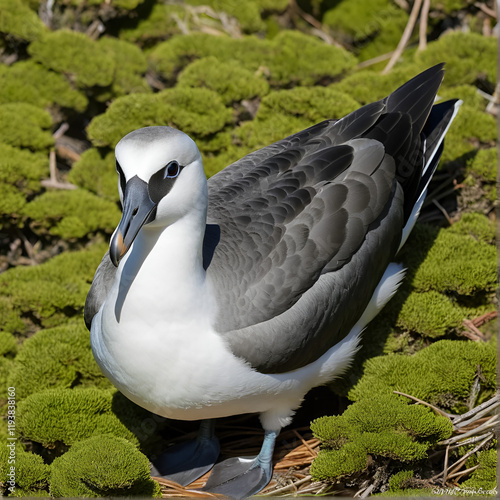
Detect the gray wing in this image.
<box><xmin>84</xmin><ymin>251</ymin><xmax>116</xmax><ymax>330</ymax></box>
<box><xmin>205</xmin><ymin>64</ymin><xmax>446</xmax><ymax>373</ymax></box>
<box><xmin>206</xmin><ymin>126</ymin><xmax>395</xmax><ymax>334</ymax></box>
<box><xmin>206</xmin><ymin>126</ymin><xmax>398</xmax><ymax>345</ymax></box>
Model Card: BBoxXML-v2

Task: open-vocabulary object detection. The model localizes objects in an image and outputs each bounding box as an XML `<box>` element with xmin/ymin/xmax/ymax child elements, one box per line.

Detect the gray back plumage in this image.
<box><xmin>204</xmin><ymin>64</ymin><xmax>453</xmax><ymax>372</ymax></box>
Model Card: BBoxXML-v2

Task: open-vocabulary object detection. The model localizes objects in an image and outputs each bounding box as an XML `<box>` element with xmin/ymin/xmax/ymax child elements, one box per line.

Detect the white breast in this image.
<box><xmin>90</xmin><ymin>212</ymin><xmax>378</xmax><ymax>430</ymax></box>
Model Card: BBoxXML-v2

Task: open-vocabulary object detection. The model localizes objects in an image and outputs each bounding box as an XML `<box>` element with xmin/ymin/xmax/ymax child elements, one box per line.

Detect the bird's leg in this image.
<box><xmin>150</xmin><ymin>419</ymin><xmax>220</xmax><ymax>486</ymax></box>
<box><xmin>202</xmin><ymin>429</ymin><xmax>278</xmax><ymax>499</ymax></box>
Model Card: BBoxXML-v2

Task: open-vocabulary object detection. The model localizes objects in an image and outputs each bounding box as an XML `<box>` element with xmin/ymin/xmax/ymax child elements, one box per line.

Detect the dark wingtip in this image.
<box><xmin>386</xmin><ymin>63</ymin><xmax>446</xmax><ymax>134</ymax></box>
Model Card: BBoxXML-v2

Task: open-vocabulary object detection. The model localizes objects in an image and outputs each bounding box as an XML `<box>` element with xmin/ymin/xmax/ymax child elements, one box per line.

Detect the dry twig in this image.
<box><xmin>357</xmin><ymin>51</ymin><xmax>395</xmax><ymax>69</ymax></box>
<box><xmin>383</xmin><ymin>0</ymin><xmax>424</xmax><ymax>74</ymax></box>
<box><xmin>41</xmin><ymin>150</ymin><xmax>77</xmax><ymax>190</ymax></box>
<box><xmin>432</xmin><ymin>198</ymin><xmax>454</xmax><ymax>225</ymax></box>
<box><xmin>474</xmin><ymin>1</ymin><xmax>497</xmax><ymax>18</ymax></box>
<box><xmin>418</xmin><ymin>0</ymin><xmax>431</xmax><ymax>50</ymax></box>
<box><xmin>289</xmin><ymin>0</ymin><xmax>341</xmax><ymax>47</ymax></box>
<box><xmin>393</xmin><ymin>390</ymin><xmax>454</xmax><ymax>418</ymax></box>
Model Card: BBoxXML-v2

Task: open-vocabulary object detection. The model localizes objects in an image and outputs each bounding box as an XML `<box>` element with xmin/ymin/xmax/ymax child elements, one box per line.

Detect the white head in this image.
<box><xmin>110</xmin><ymin>126</ymin><xmax>207</xmax><ymax>266</ymax></box>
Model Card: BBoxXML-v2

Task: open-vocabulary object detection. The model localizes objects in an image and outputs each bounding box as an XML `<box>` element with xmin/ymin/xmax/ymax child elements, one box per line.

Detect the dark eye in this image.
<box><xmin>116</xmin><ymin>160</ymin><xmax>126</xmax><ymax>193</ymax></box>
<box><xmin>164</xmin><ymin>161</ymin><xmax>180</xmax><ymax>179</ymax></box>
<box><xmin>148</xmin><ymin>161</ymin><xmax>184</xmax><ymax>203</ymax></box>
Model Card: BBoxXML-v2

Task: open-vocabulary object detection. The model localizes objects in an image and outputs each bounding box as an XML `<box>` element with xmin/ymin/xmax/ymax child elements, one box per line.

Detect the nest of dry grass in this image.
<box><xmin>152</xmin><ymin>387</ymin><xmax>498</xmax><ymax>498</ymax></box>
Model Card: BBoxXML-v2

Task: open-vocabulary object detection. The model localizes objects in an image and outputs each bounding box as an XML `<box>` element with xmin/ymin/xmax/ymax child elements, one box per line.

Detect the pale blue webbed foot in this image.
<box><xmin>202</xmin><ymin>429</ymin><xmax>277</xmax><ymax>499</ymax></box>
<box><xmin>150</xmin><ymin>419</ymin><xmax>220</xmax><ymax>486</ymax></box>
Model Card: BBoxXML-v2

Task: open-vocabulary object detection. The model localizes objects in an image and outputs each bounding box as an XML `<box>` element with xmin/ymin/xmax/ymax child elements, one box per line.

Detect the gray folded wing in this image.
<box><xmin>205</xmin><ymin>64</ymin><xmax>446</xmax><ymax>373</ymax></box>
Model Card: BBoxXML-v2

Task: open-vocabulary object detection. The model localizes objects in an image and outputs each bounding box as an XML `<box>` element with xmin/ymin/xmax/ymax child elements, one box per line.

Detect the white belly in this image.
<box><xmin>90</xmin><ymin>285</ymin><xmax>361</xmax><ymax>429</ymax></box>
<box><xmin>90</xmin><ymin>215</ymin><xmax>404</xmax><ymax>430</ymax></box>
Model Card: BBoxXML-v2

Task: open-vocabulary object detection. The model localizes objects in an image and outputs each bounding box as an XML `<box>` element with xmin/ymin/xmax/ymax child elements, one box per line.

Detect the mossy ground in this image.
<box><xmin>0</xmin><ymin>0</ymin><xmax>496</xmax><ymax>497</ymax></box>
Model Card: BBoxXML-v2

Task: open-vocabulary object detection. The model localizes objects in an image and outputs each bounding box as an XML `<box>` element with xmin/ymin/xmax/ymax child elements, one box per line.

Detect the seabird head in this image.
<box><xmin>109</xmin><ymin>126</ymin><xmax>206</xmax><ymax>267</ymax></box>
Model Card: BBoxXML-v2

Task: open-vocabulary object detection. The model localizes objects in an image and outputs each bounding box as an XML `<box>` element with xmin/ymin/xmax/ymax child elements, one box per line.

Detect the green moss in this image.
<box><xmin>0</xmin><ymin>61</ymin><xmax>88</xmax><ymax>111</ymax></box>
<box><xmin>49</xmin><ymin>0</ymin><xmax>145</xmax><ymax>6</ymax></box>
<box><xmin>0</xmin><ymin>103</ymin><xmax>53</xmax><ymax>151</ymax></box>
<box><xmin>311</xmin><ymin>393</ymin><xmax>453</xmax><ymax>481</ymax></box>
<box><xmin>255</xmin><ymin>0</ymin><xmax>289</xmax><ymax>9</ymax></box>
<box><xmin>323</xmin><ymin>0</ymin><xmax>409</xmax><ymax>61</ymax></box>
<box><xmin>203</xmin><ymin>144</ymin><xmax>253</xmax><ymax>178</ymax></box>
<box><xmin>439</xmin><ymin>103</ymin><xmax>496</xmax><ymax>163</ymax></box>
<box><xmin>68</xmin><ymin>148</ymin><xmax>119</xmax><ymax>202</ymax></box>
<box><xmin>465</xmin><ymin>148</ymin><xmax>496</xmax><ymax>184</ymax></box>
<box><xmin>178</xmin><ymin>56</ymin><xmax>269</xmax><ymax>105</ymax></box>
<box><xmin>411</xmin><ymin>225</ymin><xmax>496</xmax><ymax>296</ymax></box>
<box><xmin>360</xmin><ymin>430</ymin><xmax>429</xmax><ymax>461</ymax></box>
<box><xmin>235</xmin><ymin>114</ymin><xmax>310</xmax><ymax>153</ymax></box>
<box><xmin>28</xmin><ymin>29</ymin><xmax>116</xmax><ymax>88</ymax></box>
<box><xmin>0</xmin><ymin>297</ymin><xmax>24</xmax><ymax>337</ymax></box>
<box><xmin>310</xmin><ymin>414</ymin><xmax>354</xmax><ymax>449</ymax></box>
<box><xmin>388</xmin><ymin>469</ymin><xmax>414</xmax><ymax>492</ymax></box>
<box><xmin>397</xmin><ymin>291</ymin><xmax>464</xmax><ymax>338</ymax></box>
<box><xmin>330</xmin><ymin>65</ymin><xmax>421</xmax><ymax>105</ymax></box>
<box><xmin>430</xmin><ymin>0</ymin><xmax>465</xmax><ymax>13</ymax></box>
<box><xmin>121</xmin><ymin>0</ymin><xmax>285</xmax><ymax>43</ymax></box>
<box><xmin>8</xmin><ymin>321</ymin><xmax>110</xmax><ymax>401</ymax></box>
<box><xmin>0</xmin><ymin>0</ymin><xmax>46</xmax><ymax>41</ymax></box>
<box><xmin>50</xmin><ymin>434</ymin><xmax>161</xmax><ymax>497</ymax></box>
<box><xmin>197</xmin><ymin>129</ymin><xmax>232</xmax><ymax>155</ymax></box>
<box><xmin>109</xmin><ymin>0</ymin><xmax>145</xmax><ymax>8</ymax></box>
<box><xmin>357</xmin><ymin>8</ymin><xmax>409</xmax><ymax>61</ymax></box>
<box><xmin>310</xmin><ymin>442</ymin><xmax>368</xmax><ymax>480</ymax></box>
<box><xmin>17</xmin><ymin>388</ymin><xmax>139</xmax><ymax>448</ymax></box>
<box><xmin>118</xmin><ymin>3</ymin><xmax>185</xmax><ymax>44</ymax></box>
<box><xmin>0</xmin><ymin>445</ymin><xmax>50</xmax><ymax>497</ymax></box>
<box><xmin>349</xmin><ymin>340</ymin><xmax>496</xmax><ymax>410</ymax></box>
<box><xmin>88</xmin><ymin>87</ymin><xmax>232</xmax><ymax>147</ymax></box>
<box><xmin>23</xmin><ymin>189</ymin><xmax>121</xmax><ymax>239</ymax></box>
<box><xmin>438</xmin><ymin>85</ymin><xmax>489</xmax><ymax>112</ymax></box>
<box><xmin>186</xmin><ymin>0</ymin><xmax>264</xmax><ymax>33</ymax></box>
<box><xmin>323</xmin><ymin>0</ymin><xmax>400</xmax><ymax>38</ymax></box>
<box><xmin>0</xmin><ymin>143</ymin><xmax>48</xmax><ymax>227</ymax></box>
<box><xmin>447</xmin><ymin>213</ymin><xmax>496</xmax><ymax>245</ymax></box>
<box><xmin>97</xmin><ymin>36</ymin><xmax>150</xmax><ymax>99</ymax></box>
<box><xmin>343</xmin><ymin>394</ymin><xmax>453</xmax><ymax>440</ymax></box>
<box><xmin>257</xmin><ymin>86</ymin><xmax>359</xmax><ymax>123</ymax></box>
<box><xmin>330</xmin><ymin>212</ymin><xmax>496</xmax><ymax>397</ymax></box>
<box><xmin>149</xmin><ymin>30</ymin><xmax>356</xmax><ymax>87</ymax></box>
<box><xmin>230</xmin><ymin>86</ymin><xmax>360</xmax><ymax>153</ymax></box>
<box><xmin>460</xmin><ymin>448</ymin><xmax>497</xmax><ymax>494</ymax></box>
<box><xmin>266</xmin><ymin>30</ymin><xmax>357</xmax><ymax>86</ymax></box>
<box><xmin>0</xmin><ymin>331</ymin><xmax>17</xmax><ymax>358</ymax></box>
<box><xmin>415</xmin><ymin>32</ymin><xmax>497</xmax><ymax>87</ymax></box>
<box><xmin>0</xmin><ymin>243</ymin><xmax>107</xmax><ymax>331</ymax></box>
<box><xmin>149</xmin><ymin>32</ymin><xmax>237</xmax><ymax>79</ymax></box>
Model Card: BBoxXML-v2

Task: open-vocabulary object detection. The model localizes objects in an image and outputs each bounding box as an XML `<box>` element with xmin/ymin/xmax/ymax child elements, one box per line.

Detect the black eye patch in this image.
<box><xmin>148</xmin><ymin>161</ymin><xmax>185</xmax><ymax>203</ymax></box>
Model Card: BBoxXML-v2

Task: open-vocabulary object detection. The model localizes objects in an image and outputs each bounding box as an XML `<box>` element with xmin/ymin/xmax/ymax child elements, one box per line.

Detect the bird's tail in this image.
<box><xmin>398</xmin><ymin>97</ymin><xmax>462</xmax><ymax>251</ymax></box>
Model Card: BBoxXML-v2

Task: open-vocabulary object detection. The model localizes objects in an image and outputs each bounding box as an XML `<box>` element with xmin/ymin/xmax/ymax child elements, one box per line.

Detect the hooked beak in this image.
<box><xmin>109</xmin><ymin>175</ymin><xmax>157</xmax><ymax>267</ymax></box>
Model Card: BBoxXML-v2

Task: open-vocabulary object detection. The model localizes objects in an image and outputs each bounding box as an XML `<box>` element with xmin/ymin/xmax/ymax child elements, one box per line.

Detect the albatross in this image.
<box><xmin>85</xmin><ymin>63</ymin><xmax>460</xmax><ymax>498</ymax></box>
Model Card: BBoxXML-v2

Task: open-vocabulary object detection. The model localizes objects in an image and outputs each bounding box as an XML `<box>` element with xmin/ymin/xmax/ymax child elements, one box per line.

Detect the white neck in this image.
<box><xmin>109</xmin><ymin>208</ymin><xmax>213</xmax><ymax>330</ymax></box>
